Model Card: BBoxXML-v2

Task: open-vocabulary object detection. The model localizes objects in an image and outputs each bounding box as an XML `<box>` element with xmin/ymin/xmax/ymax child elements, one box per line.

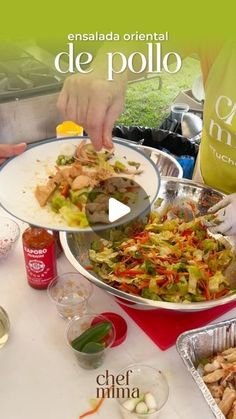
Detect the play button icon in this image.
<box><xmin>108</xmin><ymin>198</ymin><xmax>131</xmax><ymax>223</ymax></box>
<box><xmin>85</xmin><ymin>176</ymin><xmax>151</xmax><ymax>235</ymax></box>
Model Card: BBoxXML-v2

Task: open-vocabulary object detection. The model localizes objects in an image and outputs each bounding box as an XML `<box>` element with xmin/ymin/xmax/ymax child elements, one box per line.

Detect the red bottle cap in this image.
<box><xmin>92</xmin><ymin>312</ymin><xmax>128</xmax><ymax>347</ymax></box>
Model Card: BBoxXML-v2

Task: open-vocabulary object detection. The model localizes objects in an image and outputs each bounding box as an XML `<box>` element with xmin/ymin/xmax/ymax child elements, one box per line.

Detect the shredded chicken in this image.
<box><xmin>201</xmin><ymin>346</ymin><xmax>236</xmax><ymax>419</ymax></box>
<box><xmin>35</xmin><ymin>172</ymin><xmax>62</xmax><ymax>207</ymax></box>
<box><xmin>218</xmin><ymin>388</ymin><xmax>236</xmax><ymax>416</ymax></box>
<box><xmin>207</xmin><ymin>383</ymin><xmax>224</xmax><ymax>398</ymax></box>
<box><xmin>71</xmin><ymin>175</ymin><xmax>94</xmax><ymax>191</ymax></box>
<box><xmin>204</xmin><ymin>360</ymin><xmax>221</xmax><ymax>373</ymax></box>
<box><xmin>228</xmin><ymin>401</ymin><xmax>236</xmax><ymax>419</ymax></box>
<box><xmin>223</xmin><ymin>348</ymin><xmax>236</xmax><ymax>356</ymax></box>
<box><xmin>224</xmin><ymin>352</ymin><xmax>236</xmax><ymax>363</ymax></box>
<box><xmin>88</xmin><ymin>211</ymin><xmax>109</xmax><ymax>224</ymax></box>
<box><xmin>203</xmin><ymin>369</ymin><xmax>225</xmax><ymax>383</ymax></box>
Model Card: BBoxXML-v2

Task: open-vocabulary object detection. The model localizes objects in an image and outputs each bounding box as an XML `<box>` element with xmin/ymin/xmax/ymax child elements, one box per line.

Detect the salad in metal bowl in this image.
<box><xmin>88</xmin><ymin>202</ymin><xmax>235</xmax><ymax>304</ymax></box>
<box><xmin>60</xmin><ymin>178</ymin><xmax>236</xmax><ymax>311</ymax></box>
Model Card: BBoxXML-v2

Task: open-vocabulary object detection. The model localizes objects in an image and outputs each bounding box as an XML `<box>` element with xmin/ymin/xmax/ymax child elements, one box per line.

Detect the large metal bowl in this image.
<box><xmin>60</xmin><ymin>177</ymin><xmax>236</xmax><ymax>312</ymax></box>
<box><xmin>113</xmin><ymin>140</ymin><xmax>183</xmax><ymax>179</ymax></box>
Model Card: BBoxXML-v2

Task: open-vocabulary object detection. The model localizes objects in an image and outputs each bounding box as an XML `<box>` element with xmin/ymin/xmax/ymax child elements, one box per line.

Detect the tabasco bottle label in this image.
<box><xmin>23</xmin><ymin>240</ymin><xmax>57</xmax><ymax>289</ymax></box>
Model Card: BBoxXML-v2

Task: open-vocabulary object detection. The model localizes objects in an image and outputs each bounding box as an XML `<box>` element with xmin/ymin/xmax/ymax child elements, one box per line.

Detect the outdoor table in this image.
<box><xmin>0</xmin><ymin>207</ymin><xmax>233</xmax><ymax>419</ymax></box>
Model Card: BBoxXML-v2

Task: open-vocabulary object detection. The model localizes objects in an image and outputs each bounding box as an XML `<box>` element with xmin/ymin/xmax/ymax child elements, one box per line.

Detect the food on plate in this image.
<box><xmin>35</xmin><ymin>140</ymin><xmax>142</xmax><ymax>227</ymax></box>
<box><xmin>199</xmin><ymin>346</ymin><xmax>236</xmax><ymax>418</ymax></box>
<box><xmin>88</xmin><ymin>204</ymin><xmax>235</xmax><ymax>303</ymax></box>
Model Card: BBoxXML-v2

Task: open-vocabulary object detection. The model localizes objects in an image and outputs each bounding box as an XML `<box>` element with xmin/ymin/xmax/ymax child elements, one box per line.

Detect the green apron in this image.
<box><xmin>200</xmin><ymin>41</ymin><xmax>236</xmax><ymax>194</ymax></box>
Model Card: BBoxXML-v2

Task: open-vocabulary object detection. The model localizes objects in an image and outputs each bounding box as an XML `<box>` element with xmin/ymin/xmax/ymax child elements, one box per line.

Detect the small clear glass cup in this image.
<box><xmin>116</xmin><ymin>364</ymin><xmax>169</xmax><ymax>419</ymax></box>
<box><xmin>66</xmin><ymin>313</ymin><xmax>115</xmax><ymax>369</ymax></box>
<box><xmin>47</xmin><ymin>272</ymin><xmax>93</xmax><ymax>319</ymax></box>
<box><xmin>0</xmin><ymin>306</ymin><xmax>10</xmax><ymax>349</ymax></box>
<box><xmin>0</xmin><ymin>217</ymin><xmax>20</xmax><ymax>259</ymax></box>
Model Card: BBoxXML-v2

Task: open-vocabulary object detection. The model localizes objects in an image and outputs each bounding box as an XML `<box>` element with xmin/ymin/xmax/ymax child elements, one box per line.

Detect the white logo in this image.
<box><xmin>24</xmin><ymin>247</ymin><xmax>47</xmax><ymax>255</ymax></box>
<box><xmin>215</xmin><ymin>95</ymin><xmax>236</xmax><ymax>126</ymax></box>
<box><xmin>208</xmin><ymin>94</ymin><xmax>236</xmax><ymax>149</ymax></box>
<box><xmin>29</xmin><ymin>260</ymin><xmax>45</xmax><ymax>273</ymax></box>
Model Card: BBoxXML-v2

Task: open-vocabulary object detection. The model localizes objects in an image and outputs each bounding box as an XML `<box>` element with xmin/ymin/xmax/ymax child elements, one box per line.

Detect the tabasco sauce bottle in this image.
<box><xmin>22</xmin><ymin>227</ymin><xmax>57</xmax><ymax>289</ymax></box>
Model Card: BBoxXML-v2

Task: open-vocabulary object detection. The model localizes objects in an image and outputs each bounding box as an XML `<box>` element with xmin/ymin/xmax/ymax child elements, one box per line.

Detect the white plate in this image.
<box><xmin>0</xmin><ymin>137</ymin><xmax>160</xmax><ymax>232</ymax></box>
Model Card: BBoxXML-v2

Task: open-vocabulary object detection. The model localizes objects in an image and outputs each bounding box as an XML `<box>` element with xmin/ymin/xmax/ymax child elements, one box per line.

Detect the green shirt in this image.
<box><xmin>200</xmin><ymin>41</ymin><xmax>236</xmax><ymax>194</ymax></box>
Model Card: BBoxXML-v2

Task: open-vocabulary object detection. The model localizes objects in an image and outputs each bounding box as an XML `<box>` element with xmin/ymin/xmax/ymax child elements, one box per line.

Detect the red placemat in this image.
<box><xmin>119</xmin><ymin>301</ymin><xmax>236</xmax><ymax>350</ymax></box>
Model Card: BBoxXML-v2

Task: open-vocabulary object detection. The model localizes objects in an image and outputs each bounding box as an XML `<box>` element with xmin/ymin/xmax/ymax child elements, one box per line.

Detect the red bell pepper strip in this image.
<box><xmin>115</xmin><ymin>269</ymin><xmax>144</xmax><ymax>277</ymax></box>
<box><xmin>181</xmin><ymin>230</ymin><xmax>192</xmax><ymax>237</ymax></box>
<box><xmin>84</xmin><ymin>265</ymin><xmax>93</xmax><ymax>271</ymax></box>
<box><xmin>214</xmin><ymin>289</ymin><xmax>229</xmax><ymax>299</ymax></box>
<box><xmin>61</xmin><ymin>183</ymin><xmax>69</xmax><ymax>197</ymax></box>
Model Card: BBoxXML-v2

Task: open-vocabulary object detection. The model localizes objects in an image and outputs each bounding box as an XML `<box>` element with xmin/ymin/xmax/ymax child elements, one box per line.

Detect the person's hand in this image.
<box><xmin>208</xmin><ymin>194</ymin><xmax>236</xmax><ymax>235</ymax></box>
<box><xmin>57</xmin><ymin>72</ymin><xmax>127</xmax><ymax>151</ymax></box>
<box><xmin>0</xmin><ymin>143</ymin><xmax>27</xmax><ymax>165</ymax></box>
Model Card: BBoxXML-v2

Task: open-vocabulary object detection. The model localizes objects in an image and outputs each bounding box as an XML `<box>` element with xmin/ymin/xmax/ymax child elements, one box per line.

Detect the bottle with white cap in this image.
<box><xmin>56</xmin><ymin>121</ymin><xmax>83</xmax><ymax>138</ymax></box>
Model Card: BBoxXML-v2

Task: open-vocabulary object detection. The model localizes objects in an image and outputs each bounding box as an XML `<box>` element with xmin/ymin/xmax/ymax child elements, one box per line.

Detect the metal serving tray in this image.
<box><xmin>176</xmin><ymin>318</ymin><xmax>236</xmax><ymax>419</ymax></box>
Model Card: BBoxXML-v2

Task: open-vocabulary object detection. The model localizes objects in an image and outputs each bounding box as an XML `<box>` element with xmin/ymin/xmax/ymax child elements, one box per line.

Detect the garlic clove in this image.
<box><xmin>122</xmin><ymin>399</ymin><xmax>137</xmax><ymax>412</ymax></box>
<box><xmin>135</xmin><ymin>401</ymin><xmax>148</xmax><ymax>414</ymax></box>
<box><xmin>144</xmin><ymin>392</ymin><xmax>157</xmax><ymax>410</ymax></box>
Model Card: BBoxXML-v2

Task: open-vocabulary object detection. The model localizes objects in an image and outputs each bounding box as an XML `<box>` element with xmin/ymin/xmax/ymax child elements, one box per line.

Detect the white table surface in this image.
<box><xmin>0</xmin><ymin>208</ymin><xmax>234</xmax><ymax>419</ymax></box>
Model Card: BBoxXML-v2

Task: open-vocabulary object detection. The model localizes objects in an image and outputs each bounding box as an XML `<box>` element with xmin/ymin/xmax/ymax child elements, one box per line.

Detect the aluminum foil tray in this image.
<box><xmin>176</xmin><ymin>318</ymin><xmax>236</xmax><ymax>418</ymax></box>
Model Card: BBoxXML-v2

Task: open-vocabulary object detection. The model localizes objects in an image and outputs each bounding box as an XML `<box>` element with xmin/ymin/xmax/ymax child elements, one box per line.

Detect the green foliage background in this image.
<box><xmin>118</xmin><ymin>57</ymin><xmax>200</xmax><ymax>127</ymax></box>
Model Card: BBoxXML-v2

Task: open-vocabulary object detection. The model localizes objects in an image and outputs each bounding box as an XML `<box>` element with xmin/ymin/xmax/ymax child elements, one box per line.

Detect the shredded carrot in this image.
<box><xmin>79</xmin><ymin>387</ymin><xmax>112</xmax><ymax>419</ymax></box>
<box><xmin>84</xmin><ymin>265</ymin><xmax>93</xmax><ymax>271</ymax></box>
<box><xmin>79</xmin><ymin>397</ymin><xmax>105</xmax><ymax>419</ymax></box>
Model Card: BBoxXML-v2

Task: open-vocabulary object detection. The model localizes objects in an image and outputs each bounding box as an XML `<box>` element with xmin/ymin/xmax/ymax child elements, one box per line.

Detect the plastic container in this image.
<box><xmin>66</xmin><ymin>313</ymin><xmax>115</xmax><ymax>369</ymax></box>
<box><xmin>92</xmin><ymin>312</ymin><xmax>127</xmax><ymax>347</ymax></box>
<box><xmin>117</xmin><ymin>364</ymin><xmax>169</xmax><ymax>419</ymax></box>
<box><xmin>48</xmin><ymin>272</ymin><xmax>93</xmax><ymax>319</ymax></box>
<box><xmin>0</xmin><ymin>217</ymin><xmax>20</xmax><ymax>259</ymax></box>
<box><xmin>170</xmin><ymin>103</ymin><xmax>189</xmax><ymax>122</ymax></box>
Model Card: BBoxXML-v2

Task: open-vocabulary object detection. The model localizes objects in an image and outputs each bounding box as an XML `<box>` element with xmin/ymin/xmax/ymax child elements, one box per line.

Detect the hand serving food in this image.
<box><xmin>209</xmin><ymin>194</ymin><xmax>236</xmax><ymax>236</ymax></box>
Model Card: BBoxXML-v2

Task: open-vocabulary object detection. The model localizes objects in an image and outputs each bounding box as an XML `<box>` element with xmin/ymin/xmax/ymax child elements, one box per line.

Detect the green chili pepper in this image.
<box><xmin>71</xmin><ymin>321</ymin><xmax>112</xmax><ymax>351</ymax></box>
<box><xmin>82</xmin><ymin>342</ymin><xmax>105</xmax><ymax>353</ymax></box>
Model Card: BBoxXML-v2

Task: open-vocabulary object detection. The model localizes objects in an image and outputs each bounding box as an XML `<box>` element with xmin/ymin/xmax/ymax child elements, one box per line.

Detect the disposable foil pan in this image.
<box><xmin>176</xmin><ymin>318</ymin><xmax>236</xmax><ymax>419</ymax></box>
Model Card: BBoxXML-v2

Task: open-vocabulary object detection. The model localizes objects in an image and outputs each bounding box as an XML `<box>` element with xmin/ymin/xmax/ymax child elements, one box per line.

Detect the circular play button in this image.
<box><xmin>85</xmin><ymin>176</ymin><xmax>151</xmax><ymax>234</ymax></box>
<box><xmin>108</xmin><ymin>197</ymin><xmax>131</xmax><ymax>222</ymax></box>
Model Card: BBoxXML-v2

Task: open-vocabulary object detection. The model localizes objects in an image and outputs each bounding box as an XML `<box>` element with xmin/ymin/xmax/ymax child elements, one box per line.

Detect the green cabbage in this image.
<box><xmin>59</xmin><ymin>205</ymin><xmax>89</xmax><ymax>227</ymax></box>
